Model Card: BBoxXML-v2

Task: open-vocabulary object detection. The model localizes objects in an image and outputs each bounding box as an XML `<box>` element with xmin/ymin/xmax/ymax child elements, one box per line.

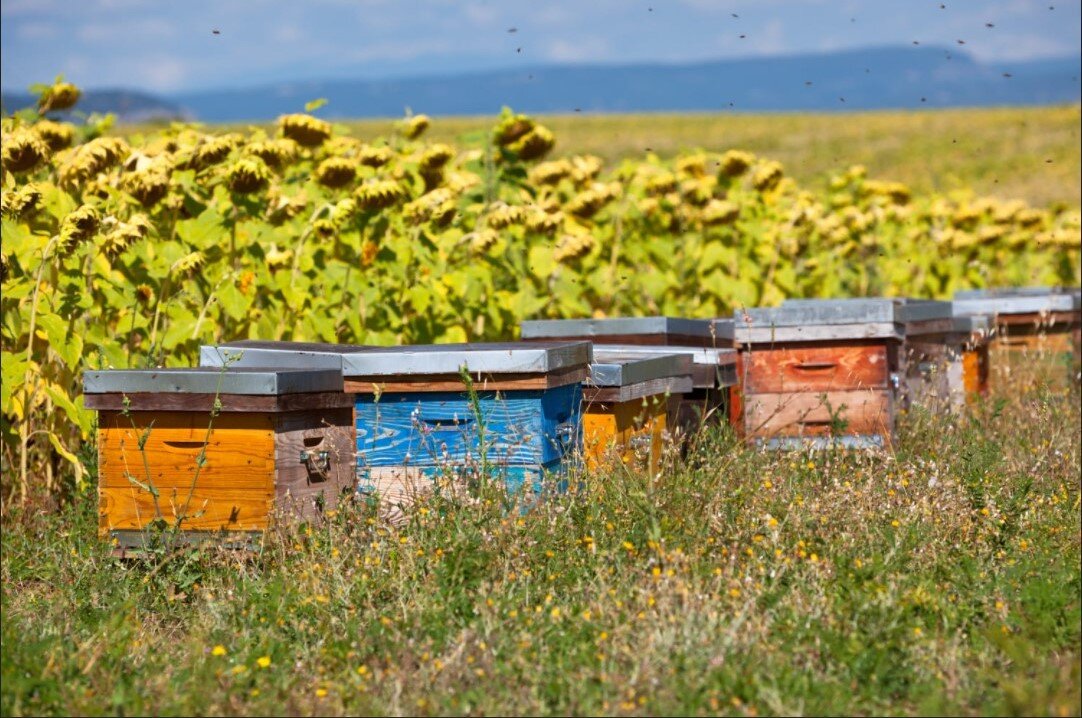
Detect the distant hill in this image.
<box><xmin>0</xmin><ymin>89</ymin><xmax>187</xmax><ymax>123</ymax></box>
<box><xmin>171</xmin><ymin>46</ymin><xmax>1081</xmax><ymax>122</ymax></box>
<box><xmin>2</xmin><ymin>46</ymin><xmax>1079</xmax><ymax>123</ymax></box>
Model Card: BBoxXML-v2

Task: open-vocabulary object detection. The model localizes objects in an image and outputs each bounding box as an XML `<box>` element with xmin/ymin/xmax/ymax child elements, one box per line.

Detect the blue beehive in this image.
<box><xmin>341</xmin><ymin>342</ymin><xmax>590</xmax><ymax>512</ymax></box>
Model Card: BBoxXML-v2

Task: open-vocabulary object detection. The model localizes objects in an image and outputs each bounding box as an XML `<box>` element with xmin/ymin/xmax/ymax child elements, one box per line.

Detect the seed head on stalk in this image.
<box><xmin>34</xmin><ymin>120</ymin><xmax>75</xmax><ymax>151</ymax></box>
<box><xmin>124</xmin><ymin>169</ymin><xmax>171</xmax><ymax>208</ymax></box>
<box><xmin>2</xmin><ymin>127</ymin><xmax>51</xmax><ymax>174</ymax></box>
<box><xmin>99</xmin><ymin>214</ymin><xmax>152</xmax><ymax>258</ymax></box>
<box><xmin>315</xmin><ymin>157</ymin><xmax>358</xmax><ymax>189</ymax></box>
<box><xmin>226</xmin><ymin>156</ymin><xmax>272</xmax><ymax>194</ymax></box>
<box><xmin>355</xmin><ymin>180</ymin><xmax>405</xmax><ymax>211</ymax></box>
<box><xmin>247</xmin><ymin>138</ymin><xmax>299</xmax><ymax>169</ymax></box>
<box><xmin>718</xmin><ymin>150</ymin><xmax>755</xmax><ymax>178</ymax></box>
<box><xmin>57</xmin><ymin>137</ymin><xmax>129</xmax><ymax>187</ymax></box>
<box><xmin>359</xmin><ymin>145</ymin><xmax>394</xmax><ymax>168</ymax></box>
<box><xmin>554</xmin><ymin>231</ymin><xmax>595</xmax><ymax>263</ymax></box>
<box><xmin>486</xmin><ymin>201</ymin><xmax>526</xmax><ymax>229</ymax></box>
<box><xmin>701</xmin><ymin>199</ymin><xmax>741</xmax><ymax>226</ymax></box>
<box><xmin>278</xmin><ymin>114</ymin><xmax>332</xmax><ymax>147</ymax></box>
<box><xmin>507</xmin><ymin>125</ymin><xmax>555</xmax><ymax>161</ymax></box>
<box><xmin>529</xmin><ymin>160</ymin><xmax>572</xmax><ymax>186</ymax></box>
<box><xmin>751</xmin><ymin>160</ymin><xmax>784</xmax><ymax>192</ymax></box>
<box><xmin>37</xmin><ymin>81</ymin><xmax>81</xmax><ymax>113</ymax></box>
<box><xmin>58</xmin><ymin>205</ymin><xmax>101</xmax><ymax>255</ymax></box>
<box><xmin>2</xmin><ymin>184</ymin><xmax>43</xmax><ymax>218</ymax></box>
<box><xmin>401</xmin><ymin>114</ymin><xmax>430</xmax><ymax>140</ymax></box>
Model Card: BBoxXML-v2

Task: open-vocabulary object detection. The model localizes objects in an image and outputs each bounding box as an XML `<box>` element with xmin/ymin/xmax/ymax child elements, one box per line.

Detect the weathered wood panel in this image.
<box><xmin>355</xmin><ymin>384</ymin><xmax>581</xmax><ymax>468</ymax></box>
<box><xmin>274</xmin><ymin>408</ymin><xmax>356</xmax><ymax>520</ymax></box>
<box><xmin>743</xmin><ymin>343</ymin><xmax>890</xmax><ymax>393</ymax></box>
<box><xmin>744</xmin><ymin>389</ymin><xmax>893</xmax><ymax>440</ymax></box>
<box><xmin>98</xmin><ymin>411</ymin><xmax>275</xmax><ymax>490</ymax></box>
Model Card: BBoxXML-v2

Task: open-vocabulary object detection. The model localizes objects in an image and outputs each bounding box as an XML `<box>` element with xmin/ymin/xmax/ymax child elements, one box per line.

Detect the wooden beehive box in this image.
<box><xmin>520</xmin><ymin>317</ymin><xmax>737</xmax><ymax>435</ymax></box>
<box><xmin>341</xmin><ymin>342</ymin><xmax>590</xmax><ymax>515</ymax></box>
<box><xmin>585</xmin><ymin>350</ymin><xmax>693</xmax><ymax>472</ymax></box>
<box><xmin>953</xmin><ymin>287</ymin><xmax>1081</xmax><ymax>389</ymax></box>
<box><xmin>717</xmin><ymin>299</ymin><xmax>902</xmax><ymax>449</ymax></box>
<box><xmin>84</xmin><ymin>367</ymin><xmax>356</xmax><ymax>551</ymax></box>
<box><xmin>896</xmin><ymin>300</ymin><xmax>990</xmax><ymax>412</ymax></box>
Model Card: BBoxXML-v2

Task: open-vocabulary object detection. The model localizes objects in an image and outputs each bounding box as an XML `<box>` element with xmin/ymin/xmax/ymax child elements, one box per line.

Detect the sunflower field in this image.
<box><xmin>1</xmin><ymin>82</ymin><xmax>1080</xmax><ymax>502</ymax></box>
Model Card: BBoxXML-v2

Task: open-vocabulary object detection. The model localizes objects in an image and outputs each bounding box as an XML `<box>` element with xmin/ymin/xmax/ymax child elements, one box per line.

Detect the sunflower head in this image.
<box><xmin>34</xmin><ymin>120</ymin><xmax>75</xmax><ymax>151</ymax></box>
<box><xmin>750</xmin><ymin>160</ymin><xmax>784</xmax><ymax>192</ymax></box>
<box><xmin>124</xmin><ymin>169</ymin><xmax>171</xmax><ymax>208</ymax></box>
<box><xmin>507</xmin><ymin>125</ymin><xmax>555</xmax><ymax>161</ymax></box>
<box><xmin>315</xmin><ymin>157</ymin><xmax>358</xmax><ymax>189</ymax></box>
<box><xmin>355</xmin><ymin>179</ymin><xmax>405</xmax><ymax>211</ymax></box>
<box><xmin>359</xmin><ymin>145</ymin><xmax>394</xmax><ymax>168</ymax></box>
<box><xmin>38</xmin><ymin>81</ymin><xmax>81</xmax><ymax>113</ymax></box>
<box><xmin>1</xmin><ymin>184</ymin><xmax>43</xmax><ymax>218</ymax></box>
<box><xmin>58</xmin><ymin>205</ymin><xmax>101</xmax><ymax>255</ymax></box>
<box><xmin>2</xmin><ymin>127</ymin><xmax>51</xmax><ymax>174</ymax></box>
<box><xmin>402</xmin><ymin>114</ymin><xmax>431</xmax><ymax>140</ymax></box>
<box><xmin>226</xmin><ymin>156</ymin><xmax>272</xmax><ymax>194</ymax></box>
<box><xmin>718</xmin><ymin>150</ymin><xmax>755</xmax><ymax>178</ymax></box>
<box><xmin>278</xmin><ymin>114</ymin><xmax>332</xmax><ymax>147</ymax></box>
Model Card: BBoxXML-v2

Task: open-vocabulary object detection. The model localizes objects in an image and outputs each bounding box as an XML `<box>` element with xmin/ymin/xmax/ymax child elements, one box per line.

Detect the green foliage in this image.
<box><xmin>1</xmin><ymin>383</ymin><xmax>1079</xmax><ymax>716</ymax></box>
<box><xmin>1</xmin><ymin>87</ymin><xmax>1080</xmax><ymax>501</ymax></box>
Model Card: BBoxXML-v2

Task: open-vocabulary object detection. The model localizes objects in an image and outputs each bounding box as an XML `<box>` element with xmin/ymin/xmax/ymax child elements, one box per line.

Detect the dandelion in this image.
<box><xmin>256</xmin><ymin>655</ymin><xmax>272</xmax><ymax>668</ymax></box>
<box><xmin>211</xmin><ymin>645</ymin><xmax>227</xmax><ymax>657</ymax></box>
<box><xmin>279</xmin><ymin>114</ymin><xmax>332</xmax><ymax>147</ymax></box>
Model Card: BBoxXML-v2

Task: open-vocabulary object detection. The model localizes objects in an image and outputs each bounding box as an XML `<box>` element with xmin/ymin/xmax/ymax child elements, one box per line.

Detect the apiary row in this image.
<box><xmin>84</xmin><ymin>286</ymin><xmax>1080</xmax><ymax>551</ymax></box>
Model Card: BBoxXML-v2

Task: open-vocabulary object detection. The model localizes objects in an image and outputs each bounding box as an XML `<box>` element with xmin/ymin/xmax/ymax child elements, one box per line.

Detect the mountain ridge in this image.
<box><xmin>3</xmin><ymin>46</ymin><xmax>1078</xmax><ymax>123</ymax></box>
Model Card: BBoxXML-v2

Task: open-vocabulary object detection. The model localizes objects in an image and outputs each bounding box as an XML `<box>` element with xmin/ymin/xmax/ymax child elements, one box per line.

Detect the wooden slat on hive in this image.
<box><xmin>742</xmin><ymin>344</ymin><xmax>889</xmax><ymax>393</ymax></box>
<box><xmin>583</xmin><ymin>376</ymin><xmax>693</xmax><ymax>404</ymax></box>
<box><xmin>344</xmin><ymin>366</ymin><xmax>586</xmax><ymax>393</ymax></box>
<box><xmin>99</xmin><ymin>484</ymin><xmax>274</xmax><ymax>532</ymax></box>
<box><xmin>744</xmin><ymin>389</ymin><xmax>893</xmax><ymax>438</ymax></box>
<box><xmin>97</xmin><ymin>411</ymin><xmax>275</xmax><ymax>490</ymax></box>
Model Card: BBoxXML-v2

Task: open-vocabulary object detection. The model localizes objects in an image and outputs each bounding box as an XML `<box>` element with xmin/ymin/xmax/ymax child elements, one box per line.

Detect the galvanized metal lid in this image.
<box><xmin>201</xmin><ymin>340</ymin><xmax>369</xmax><ymax>371</ymax></box>
<box><xmin>953</xmin><ymin>286</ymin><xmax>1081</xmax><ymax>315</ymax></box>
<box><xmin>893</xmin><ymin>299</ymin><xmax>954</xmax><ymax>323</ymax></box>
<box><xmin>767</xmin><ymin>298</ymin><xmax>900</xmax><ymax>325</ymax></box>
<box><xmin>340</xmin><ymin>341</ymin><xmax>591</xmax><ymax>377</ymax></box>
<box><xmin>83</xmin><ymin>367</ymin><xmax>344</xmax><ymax>395</ymax></box>
<box><xmin>588</xmin><ymin>351</ymin><xmax>692</xmax><ymax>387</ymax></box>
<box><xmin>591</xmin><ymin>344</ymin><xmax>737</xmax><ymax>366</ymax></box>
<box><xmin>520</xmin><ymin>316</ymin><xmax>714</xmax><ymax>339</ymax></box>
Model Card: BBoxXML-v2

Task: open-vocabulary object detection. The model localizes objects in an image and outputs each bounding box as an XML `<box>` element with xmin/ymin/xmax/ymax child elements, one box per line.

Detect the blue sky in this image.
<box><xmin>2</xmin><ymin>0</ymin><xmax>1079</xmax><ymax>94</ymax></box>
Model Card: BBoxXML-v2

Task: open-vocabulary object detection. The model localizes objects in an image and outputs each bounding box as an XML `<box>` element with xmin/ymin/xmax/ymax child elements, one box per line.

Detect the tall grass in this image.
<box><xmin>2</xmin><ymin>365</ymin><xmax>1079</xmax><ymax>716</ymax></box>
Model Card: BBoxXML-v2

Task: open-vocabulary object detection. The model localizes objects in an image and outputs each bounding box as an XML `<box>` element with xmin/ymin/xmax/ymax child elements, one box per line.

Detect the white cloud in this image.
<box><xmin>138</xmin><ymin>57</ymin><xmax>187</xmax><ymax>91</ymax></box>
<box><xmin>545</xmin><ymin>36</ymin><xmax>611</xmax><ymax>63</ymax></box>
